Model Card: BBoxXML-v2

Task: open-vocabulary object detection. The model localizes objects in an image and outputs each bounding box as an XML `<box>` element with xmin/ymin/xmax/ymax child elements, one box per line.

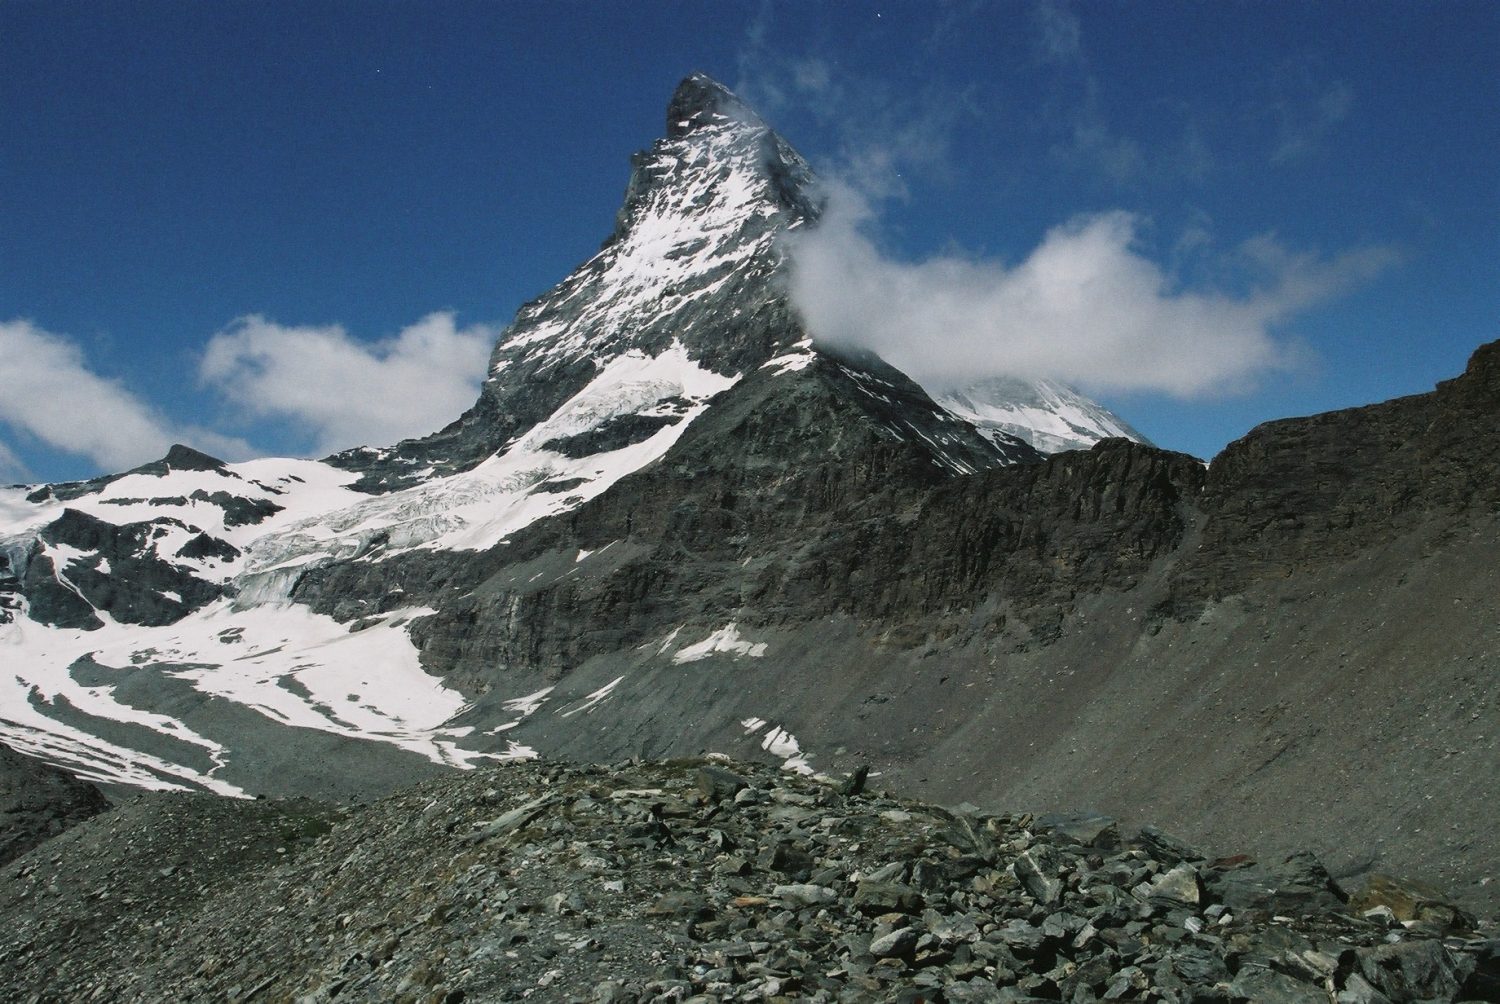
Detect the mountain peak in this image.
<box><xmin>665</xmin><ymin>73</ymin><xmax>763</xmax><ymax>139</ymax></box>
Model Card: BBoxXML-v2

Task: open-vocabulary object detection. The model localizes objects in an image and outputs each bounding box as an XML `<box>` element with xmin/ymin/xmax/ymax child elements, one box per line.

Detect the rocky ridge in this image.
<box><xmin>1</xmin><ymin>757</ymin><xmax>1494</xmax><ymax>1003</ymax></box>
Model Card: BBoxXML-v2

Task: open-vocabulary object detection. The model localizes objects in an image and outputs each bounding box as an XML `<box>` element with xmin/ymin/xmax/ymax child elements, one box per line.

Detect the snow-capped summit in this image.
<box><xmin>325</xmin><ymin>74</ymin><xmax>824</xmax><ymax>493</ymax></box>
<box><xmin>481</xmin><ymin>72</ymin><xmax>817</xmax><ymax>382</ymax></box>
<box><xmin>1</xmin><ymin>75</ymin><xmax>1028</xmax><ymax>794</ymax></box>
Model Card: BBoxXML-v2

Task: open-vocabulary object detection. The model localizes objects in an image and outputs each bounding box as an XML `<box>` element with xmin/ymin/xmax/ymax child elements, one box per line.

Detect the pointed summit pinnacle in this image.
<box><xmin>666</xmin><ymin>73</ymin><xmax>764</xmax><ymax>139</ymax></box>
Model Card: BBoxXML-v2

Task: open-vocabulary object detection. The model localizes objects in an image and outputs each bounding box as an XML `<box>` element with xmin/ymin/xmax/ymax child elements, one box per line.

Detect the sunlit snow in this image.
<box><xmin>0</xmin><ymin>597</ymin><xmax>483</xmax><ymax>790</ymax></box>
<box><xmin>671</xmin><ymin>623</ymin><xmax>768</xmax><ymax>664</ymax></box>
<box><xmin>559</xmin><ymin>676</ymin><xmax>625</xmax><ymax>718</ymax></box>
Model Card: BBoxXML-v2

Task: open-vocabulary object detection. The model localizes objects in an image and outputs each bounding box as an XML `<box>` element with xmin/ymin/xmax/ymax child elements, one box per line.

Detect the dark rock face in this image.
<box><xmin>542</xmin><ymin>411</ymin><xmax>685</xmax><ymax>458</ymax></box>
<box><xmin>23</xmin><ymin>509</ymin><xmax>223</xmax><ymax>628</ymax></box>
<box><xmin>299</xmin><ymin>349</ymin><xmax>1040</xmax><ymax>689</ymax></box>
<box><xmin>1162</xmin><ymin>339</ymin><xmax>1500</xmax><ymax>618</ymax></box>
<box><xmin>0</xmin><ymin>740</ymin><xmax>109</xmax><ymax>867</ymax></box>
<box><xmin>0</xmin><ymin>550</ymin><xmax>28</xmax><ymax>625</ymax></box>
<box><xmin>0</xmin><ymin>758</ymin><xmax>1490</xmax><ymax>1002</ymax></box>
<box><xmin>381</xmin><ymin>337</ymin><xmax>1500</xmax><ymax>686</ymax></box>
<box><xmin>319</xmin><ymin>433</ymin><xmax>1181</xmax><ymax>688</ymax></box>
<box><xmin>187</xmin><ymin>489</ymin><xmax>283</xmax><ymax>527</ymax></box>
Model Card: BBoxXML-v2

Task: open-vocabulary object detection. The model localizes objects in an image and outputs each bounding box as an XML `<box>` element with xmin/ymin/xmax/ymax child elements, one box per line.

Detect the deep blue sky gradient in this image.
<box><xmin>2</xmin><ymin>1</ymin><xmax>1496</xmax><ymax>480</ymax></box>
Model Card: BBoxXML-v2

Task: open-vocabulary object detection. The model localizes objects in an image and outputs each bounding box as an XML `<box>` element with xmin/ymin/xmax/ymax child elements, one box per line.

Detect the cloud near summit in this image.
<box><xmin>784</xmin><ymin>186</ymin><xmax>1396</xmax><ymax>397</ymax></box>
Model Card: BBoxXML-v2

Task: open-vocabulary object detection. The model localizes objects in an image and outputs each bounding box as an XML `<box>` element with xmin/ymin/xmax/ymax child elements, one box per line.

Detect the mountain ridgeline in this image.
<box><xmin>0</xmin><ymin>74</ymin><xmax>1497</xmax><ymax>923</ymax></box>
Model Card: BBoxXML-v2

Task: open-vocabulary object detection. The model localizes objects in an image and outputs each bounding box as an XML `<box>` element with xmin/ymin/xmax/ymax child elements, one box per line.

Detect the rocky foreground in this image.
<box><xmin>3</xmin><ymin>758</ymin><xmax>1496</xmax><ymax>1003</ymax></box>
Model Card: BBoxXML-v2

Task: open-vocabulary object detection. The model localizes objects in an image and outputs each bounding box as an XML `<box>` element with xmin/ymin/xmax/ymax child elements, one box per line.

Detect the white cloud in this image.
<box><xmin>199</xmin><ymin>311</ymin><xmax>495</xmax><ymax>455</ymax></box>
<box><xmin>0</xmin><ymin>439</ymin><xmax>31</xmax><ymax>484</ymax></box>
<box><xmin>0</xmin><ymin>318</ymin><xmax>251</xmax><ymax>474</ymax></box>
<box><xmin>0</xmin><ymin>311</ymin><xmax>495</xmax><ymax>481</ymax></box>
<box><xmin>785</xmin><ymin>186</ymin><xmax>1396</xmax><ymax>397</ymax></box>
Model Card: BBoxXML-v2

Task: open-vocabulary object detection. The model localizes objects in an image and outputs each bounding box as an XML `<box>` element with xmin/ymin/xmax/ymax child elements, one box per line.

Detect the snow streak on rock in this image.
<box><xmin>239</xmin><ymin>341</ymin><xmax>739</xmax><ymax>599</ymax></box>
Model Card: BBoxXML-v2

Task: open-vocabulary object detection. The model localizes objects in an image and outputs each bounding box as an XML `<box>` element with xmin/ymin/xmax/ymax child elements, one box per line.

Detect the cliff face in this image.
<box><xmin>1163</xmin><ymin>338</ymin><xmax>1500</xmax><ymax>617</ymax></box>
<box><xmin>363</xmin><ymin>336</ymin><xmax>1499</xmax><ymax>690</ymax></box>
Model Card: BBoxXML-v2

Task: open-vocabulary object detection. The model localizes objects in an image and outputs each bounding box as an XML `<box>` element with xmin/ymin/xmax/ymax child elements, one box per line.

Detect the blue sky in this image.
<box><xmin>2</xmin><ymin>1</ymin><xmax>1496</xmax><ymax>482</ymax></box>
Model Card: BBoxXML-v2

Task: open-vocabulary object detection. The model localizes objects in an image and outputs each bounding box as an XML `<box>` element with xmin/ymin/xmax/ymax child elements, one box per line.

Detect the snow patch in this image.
<box><xmin>756</xmin><ymin>723</ymin><xmax>814</xmax><ymax>775</ymax></box>
<box><xmin>560</xmin><ymin>676</ymin><xmax>625</xmax><ymax>718</ymax></box>
<box><xmin>653</xmin><ymin>626</ymin><xmax>683</xmax><ymax>655</ymax></box>
<box><xmin>502</xmin><ymin>686</ymin><xmax>555</xmax><ymax>719</ymax></box>
<box><xmin>0</xmin><ymin>598</ymin><xmax>482</xmax><ymax>790</ymax></box>
<box><xmin>672</xmin><ymin>623</ymin><xmax>768</xmax><ymax>664</ymax></box>
<box><xmin>762</xmin><ymin>339</ymin><xmax>817</xmax><ymax>375</ymax></box>
<box><xmin>491</xmin><ymin>740</ymin><xmax>540</xmax><ymax>761</ymax></box>
<box><xmin>233</xmin><ymin>341</ymin><xmax>738</xmax><ymax>586</ymax></box>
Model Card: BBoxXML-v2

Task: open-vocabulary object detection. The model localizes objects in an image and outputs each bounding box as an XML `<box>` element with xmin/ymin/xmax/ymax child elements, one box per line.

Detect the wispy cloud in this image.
<box><xmin>1267</xmin><ymin>72</ymin><xmax>1354</xmax><ymax>164</ymax></box>
<box><xmin>1063</xmin><ymin>105</ymin><xmax>1147</xmax><ymax>184</ymax></box>
<box><xmin>737</xmin><ymin>3</ymin><xmax>1392</xmax><ymax>402</ymax></box>
<box><xmin>735</xmin><ymin>21</ymin><xmax>967</xmax><ymax>201</ymax></box>
<box><xmin>0</xmin><ymin>318</ymin><xmax>251</xmax><ymax>476</ymax></box>
<box><xmin>1032</xmin><ymin>1</ymin><xmax>1213</xmax><ymax>187</ymax></box>
<box><xmin>0</xmin><ymin>439</ymin><xmax>31</xmax><ymax>484</ymax></box>
<box><xmin>1031</xmin><ymin>0</ymin><xmax>1083</xmax><ymax>66</ymax></box>
<box><xmin>200</xmin><ymin>311</ymin><xmax>495</xmax><ymax>455</ymax></box>
<box><xmin>786</xmin><ymin>186</ymin><xmax>1396</xmax><ymax>397</ymax></box>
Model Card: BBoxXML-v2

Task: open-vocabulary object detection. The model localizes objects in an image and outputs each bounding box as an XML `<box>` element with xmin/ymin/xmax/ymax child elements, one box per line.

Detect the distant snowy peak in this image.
<box><xmin>934</xmin><ymin>376</ymin><xmax>1151</xmax><ymax>455</ymax></box>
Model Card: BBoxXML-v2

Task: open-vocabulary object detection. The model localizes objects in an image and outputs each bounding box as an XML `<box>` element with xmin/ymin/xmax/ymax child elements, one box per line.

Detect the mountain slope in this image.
<box><xmin>390</xmin><ymin>337</ymin><xmax>1500</xmax><ymax>912</ymax></box>
<box><xmin>0</xmin><ymin>738</ymin><xmax>109</xmax><ymax>866</ymax></box>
